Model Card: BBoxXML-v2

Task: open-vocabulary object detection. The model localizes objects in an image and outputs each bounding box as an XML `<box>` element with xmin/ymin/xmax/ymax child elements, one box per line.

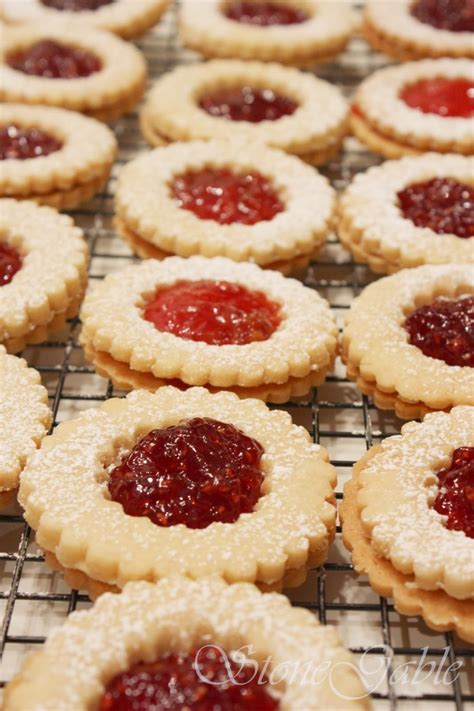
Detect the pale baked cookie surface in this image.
<box><xmin>341</xmin><ymin>407</ymin><xmax>474</xmax><ymax>642</ymax></box>
<box><xmin>4</xmin><ymin>577</ymin><xmax>371</xmax><ymax>710</ymax></box>
<box><xmin>0</xmin><ymin>199</ymin><xmax>88</xmax><ymax>352</ymax></box>
<box><xmin>0</xmin><ymin>0</ymin><xmax>171</xmax><ymax>39</ymax></box>
<box><xmin>0</xmin><ymin>346</ymin><xmax>51</xmax><ymax>504</ymax></box>
<box><xmin>0</xmin><ymin>25</ymin><xmax>147</xmax><ymax>121</ymax></box>
<box><xmin>19</xmin><ymin>386</ymin><xmax>337</xmax><ymax>596</ymax></box>
<box><xmin>115</xmin><ymin>139</ymin><xmax>337</xmax><ymax>269</ymax></box>
<box><xmin>179</xmin><ymin>0</ymin><xmax>357</xmax><ymax>66</ymax></box>
<box><xmin>0</xmin><ymin>104</ymin><xmax>117</xmax><ymax>208</ymax></box>
<box><xmin>79</xmin><ymin>256</ymin><xmax>338</xmax><ymax>401</ymax></box>
<box><xmin>364</xmin><ymin>0</ymin><xmax>474</xmax><ymax>60</ymax></box>
<box><xmin>350</xmin><ymin>58</ymin><xmax>474</xmax><ymax>158</ymax></box>
<box><xmin>342</xmin><ymin>264</ymin><xmax>474</xmax><ymax>419</ymax></box>
<box><xmin>338</xmin><ymin>153</ymin><xmax>473</xmax><ymax>274</ymax></box>
<box><xmin>140</xmin><ymin>59</ymin><xmax>349</xmax><ymax>165</ymax></box>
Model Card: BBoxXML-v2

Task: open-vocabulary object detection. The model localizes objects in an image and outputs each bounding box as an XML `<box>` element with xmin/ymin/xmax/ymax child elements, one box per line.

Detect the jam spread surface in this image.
<box><xmin>171</xmin><ymin>168</ymin><xmax>284</xmax><ymax>225</ymax></box>
<box><xmin>224</xmin><ymin>0</ymin><xmax>308</xmax><ymax>26</ymax></box>
<box><xmin>199</xmin><ymin>86</ymin><xmax>298</xmax><ymax>122</ymax></box>
<box><xmin>400</xmin><ymin>78</ymin><xmax>474</xmax><ymax>118</ymax></box>
<box><xmin>107</xmin><ymin>417</ymin><xmax>265</xmax><ymax>529</ymax></box>
<box><xmin>0</xmin><ymin>124</ymin><xmax>62</xmax><ymax>160</ymax></box>
<box><xmin>397</xmin><ymin>177</ymin><xmax>474</xmax><ymax>238</ymax></box>
<box><xmin>0</xmin><ymin>243</ymin><xmax>22</xmax><ymax>287</ymax></box>
<box><xmin>433</xmin><ymin>446</ymin><xmax>474</xmax><ymax>538</ymax></box>
<box><xmin>99</xmin><ymin>645</ymin><xmax>279</xmax><ymax>711</ymax></box>
<box><xmin>41</xmin><ymin>0</ymin><xmax>114</xmax><ymax>10</ymax></box>
<box><xmin>143</xmin><ymin>279</ymin><xmax>281</xmax><ymax>346</ymax></box>
<box><xmin>411</xmin><ymin>0</ymin><xmax>474</xmax><ymax>32</ymax></box>
<box><xmin>7</xmin><ymin>39</ymin><xmax>102</xmax><ymax>79</ymax></box>
<box><xmin>405</xmin><ymin>296</ymin><xmax>474</xmax><ymax>367</ymax></box>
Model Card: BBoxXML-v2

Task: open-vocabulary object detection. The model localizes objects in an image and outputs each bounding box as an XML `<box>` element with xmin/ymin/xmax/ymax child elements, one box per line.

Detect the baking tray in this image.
<box><xmin>0</xmin><ymin>3</ymin><xmax>473</xmax><ymax>708</ymax></box>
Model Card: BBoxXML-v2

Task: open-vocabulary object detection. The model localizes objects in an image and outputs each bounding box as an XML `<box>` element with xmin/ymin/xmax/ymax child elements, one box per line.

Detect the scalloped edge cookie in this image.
<box><xmin>341</xmin><ymin>264</ymin><xmax>474</xmax><ymax>419</ymax></box>
<box><xmin>350</xmin><ymin>58</ymin><xmax>474</xmax><ymax>158</ymax></box>
<box><xmin>340</xmin><ymin>435</ymin><xmax>474</xmax><ymax>643</ymax></box>
<box><xmin>140</xmin><ymin>59</ymin><xmax>349</xmax><ymax>165</ymax></box>
<box><xmin>0</xmin><ymin>0</ymin><xmax>171</xmax><ymax>40</ymax></box>
<box><xmin>0</xmin><ymin>345</ymin><xmax>51</xmax><ymax>501</ymax></box>
<box><xmin>0</xmin><ymin>104</ymin><xmax>117</xmax><ymax>208</ymax></box>
<box><xmin>0</xmin><ymin>24</ymin><xmax>147</xmax><ymax>121</ymax></box>
<box><xmin>79</xmin><ymin>256</ymin><xmax>338</xmax><ymax>401</ymax></box>
<box><xmin>115</xmin><ymin>139</ymin><xmax>337</xmax><ymax>268</ymax></box>
<box><xmin>19</xmin><ymin>386</ymin><xmax>337</xmax><ymax>595</ymax></box>
<box><xmin>179</xmin><ymin>0</ymin><xmax>357</xmax><ymax>67</ymax></box>
<box><xmin>3</xmin><ymin>577</ymin><xmax>371</xmax><ymax>711</ymax></box>
<box><xmin>338</xmin><ymin>153</ymin><xmax>474</xmax><ymax>274</ymax></box>
<box><xmin>0</xmin><ymin>199</ymin><xmax>88</xmax><ymax>352</ymax></box>
<box><xmin>363</xmin><ymin>0</ymin><xmax>474</xmax><ymax>61</ymax></box>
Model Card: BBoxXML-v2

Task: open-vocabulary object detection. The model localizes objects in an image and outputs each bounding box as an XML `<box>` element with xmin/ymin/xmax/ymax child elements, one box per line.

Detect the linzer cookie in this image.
<box><xmin>342</xmin><ymin>264</ymin><xmax>474</xmax><ymax>420</ymax></box>
<box><xmin>0</xmin><ymin>25</ymin><xmax>146</xmax><ymax>121</ymax></box>
<box><xmin>364</xmin><ymin>0</ymin><xmax>474</xmax><ymax>61</ymax></box>
<box><xmin>115</xmin><ymin>139</ymin><xmax>337</xmax><ymax>274</ymax></box>
<box><xmin>0</xmin><ymin>0</ymin><xmax>171</xmax><ymax>40</ymax></box>
<box><xmin>0</xmin><ymin>346</ymin><xmax>51</xmax><ymax>509</ymax></box>
<box><xmin>339</xmin><ymin>153</ymin><xmax>473</xmax><ymax>274</ymax></box>
<box><xmin>0</xmin><ymin>104</ymin><xmax>116</xmax><ymax>208</ymax></box>
<box><xmin>350</xmin><ymin>58</ymin><xmax>473</xmax><ymax>158</ymax></box>
<box><xmin>79</xmin><ymin>256</ymin><xmax>338</xmax><ymax>403</ymax></box>
<box><xmin>140</xmin><ymin>59</ymin><xmax>349</xmax><ymax>165</ymax></box>
<box><xmin>341</xmin><ymin>407</ymin><xmax>474</xmax><ymax>643</ymax></box>
<box><xmin>0</xmin><ymin>199</ymin><xmax>88</xmax><ymax>352</ymax></box>
<box><xmin>3</xmin><ymin>577</ymin><xmax>371</xmax><ymax>710</ymax></box>
<box><xmin>179</xmin><ymin>0</ymin><xmax>357</xmax><ymax>67</ymax></box>
<box><xmin>19</xmin><ymin>387</ymin><xmax>337</xmax><ymax>596</ymax></box>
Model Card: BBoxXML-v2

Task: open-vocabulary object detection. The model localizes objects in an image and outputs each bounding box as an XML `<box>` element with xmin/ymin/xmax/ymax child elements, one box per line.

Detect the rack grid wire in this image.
<box><xmin>0</xmin><ymin>3</ymin><xmax>473</xmax><ymax>709</ymax></box>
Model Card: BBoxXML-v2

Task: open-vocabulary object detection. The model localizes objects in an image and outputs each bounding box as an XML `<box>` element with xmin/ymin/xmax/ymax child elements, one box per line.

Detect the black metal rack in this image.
<box><xmin>0</xmin><ymin>4</ymin><xmax>472</xmax><ymax>708</ymax></box>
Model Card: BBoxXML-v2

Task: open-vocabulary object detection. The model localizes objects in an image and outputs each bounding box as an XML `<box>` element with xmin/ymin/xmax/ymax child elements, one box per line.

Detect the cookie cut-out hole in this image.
<box><xmin>0</xmin><ymin>241</ymin><xmax>22</xmax><ymax>287</ymax></box>
<box><xmin>433</xmin><ymin>446</ymin><xmax>474</xmax><ymax>538</ymax></box>
<box><xmin>400</xmin><ymin>77</ymin><xmax>474</xmax><ymax>118</ymax></box>
<box><xmin>40</xmin><ymin>0</ymin><xmax>115</xmax><ymax>10</ymax></box>
<box><xmin>7</xmin><ymin>39</ymin><xmax>102</xmax><ymax>79</ymax></box>
<box><xmin>0</xmin><ymin>124</ymin><xmax>63</xmax><ymax>160</ymax></box>
<box><xmin>224</xmin><ymin>0</ymin><xmax>309</xmax><ymax>26</ymax></box>
<box><xmin>411</xmin><ymin>0</ymin><xmax>474</xmax><ymax>33</ymax></box>
<box><xmin>199</xmin><ymin>86</ymin><xmax>298</xmax><ymax>122</ymax></box>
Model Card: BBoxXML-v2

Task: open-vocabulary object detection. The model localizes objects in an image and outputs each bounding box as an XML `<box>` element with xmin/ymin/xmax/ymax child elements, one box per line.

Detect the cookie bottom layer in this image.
<box><xmin>82</xmin><ymin>338</ymin><xmax>333</xmax><ymax>404</ymax></box>
<box><xmin>86</xmin><ymin>81</ymin><xmax>145</xmax><ymax>122</ymax></box>
<box><xmin>3</xmin><ymin>172</ymin><xmax>109</xmax><ymax>211</ymax></box>
<box><xmin>340</xmin><ymin>455</ymin><xmax>474</xmax><ymax>643</ymax></box>
<box><xmin>363</xmin><ymin>19</ymin><xmax>472</xmax><ymax>61</ymax></box>
<box><xmin>3</xmin><ymin>291</ymin><xmax>84</xmax><ymax>354</ymax></box>
<box><xmin>116</xmin><ymin>217</ymin><xmax>321</xmax><ymax>277</ymax></box>
<box><xmin>139</xmin><ymin>110</ymin><xmax>345</xmax><ymax>166</ymax></box>
<box><xmin>43</xmin><ymin>535</ymin><xmax>333</xmax><ymax>599</ymax></box>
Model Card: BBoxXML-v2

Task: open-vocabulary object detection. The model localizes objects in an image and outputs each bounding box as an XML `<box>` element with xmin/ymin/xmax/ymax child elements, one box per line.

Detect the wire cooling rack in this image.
<box><xmin>1</xmin><ymin>3</ymin><xmax>473</xmax><ymax>708</ymax></box>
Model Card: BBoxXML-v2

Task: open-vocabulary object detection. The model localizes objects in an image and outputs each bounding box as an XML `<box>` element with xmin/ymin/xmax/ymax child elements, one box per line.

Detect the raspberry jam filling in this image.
<box><xmin>199</xmin><ymin>86</ymin><xmax>298</xmax><ymax>122</ymax></box>
<box><xmin>0</xmin><ymin>243</ymin><xmax>22</xmax><ymax>287</ymax></box>
<box><xmin>99</xmin><ymin>645</ymin><xmax>279</xmax><ymax>711</ymax></box>
<box><xmin>7</xmin><ymin>40</ymin><xmax>102</xmax><ymax>79</ymax></box>
<box><xmin>40</xmin><ymin>0</ymin><xmax>115</xmax><ymax>10</ymax></box>
<box><xmin>397</xmin><ymin>177</ymin><xmax>474</xmax><ymax>238</ymax></box>
<box><xmin>400</xmin><ymin>78</ymin><xmax>474</xmax><ymax>118</ymax></box>
<box><xmin>433</xmin><ymin>447</ymin><xmax>474</xmax><ymax>538</ymax></box>
<box><xmin>171</xmin><ymin>168</ymin><xmax>284</xmax><ymax>225</ymax></box>
<box><xmin>107</xmin><ymin>418</ymin><xmax>265</xmax><ymax>529</ymax></box>
<box><xmin>0</xmin><ymin>124</ymin><xmax>62</xmax><ymax>160</ymax></box>
<box><xmin>224</xmin><ymin>0</ymin><xmax>308</xmax><ymax>26</ymax></box>
<box><xmin>404</xmin><ymin>296</ymin><xmax>474</xmax><ymax>367</ymax></box>
<box><xmin>411</xmin><ymin>0</ymin><xmax>474</xmax><ymax>33</ymax></box>
<box><xmin>143</xmin><ymin>279</ymin><xmax>281</xmax><ymax>346</ymax></box>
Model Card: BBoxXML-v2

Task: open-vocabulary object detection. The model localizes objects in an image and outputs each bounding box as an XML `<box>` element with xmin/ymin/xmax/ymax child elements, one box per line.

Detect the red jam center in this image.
<box><xmin>405</xmin><ymin>296</ymin><xmax>474</xmax><ymax>367</ymax></box>
<box><xmin>7</xmin><ymin>40</ymin><xmax>102</xmax><ymax>79</ymax></box>
<box><xmin>397</xmin><ymin>177</ymin><xmax>474</xmax><ymax>238</ymax></box>
<box><xmin>107</xmin><ymin>418</ymin><xmax>264</xmax><ymax>529</ymax></box>
<box><xmin>433</xmin><ymin>447</ymin><xmax>474</xmax><ymax>538</ymax></box>
<box><xmin>171</xmin><ymin>168</ymin><xmax>284</xmax><ymax>225</ymax></box>
<box><xmin>0</xmin><ymin>243</ymin><xmax>22</xmax><ymax>287</ymax></box>
<box><xmin>199</xmin><ymin>86</ymin><xmax>298</xmax><ymax>122</ymax></box>
<box><xmin>411</xmin><ymin>0</ymin><xmax>474</xmax><ymax>32</ymax></box>
<box><xmin>224</xmin><ymin>0</ymin><xmax>308</xmax><ymax>25</ymax></box>
<box><xmin>0</xmin><ymin>124</ymin><xmax>62</xmax><ymax>160</ymax></box>
<box><xmin>40</xmin><ymin>0</ymin><xmax>114</xmax><ymax>10</ymax></box>
<box><xmin>99</xmin><ymin>645</ymin><xmax>279</xmax><ymax>711</ymax></box>
<box><xmin>400</xmin><ymin>78</ymin><xmax>474</xmax><ymax>118</ymax></box>
<box><xmin>143</xmin><ymin>279</ymin><xmax>281</xmax><ymax>346</ymax></box>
